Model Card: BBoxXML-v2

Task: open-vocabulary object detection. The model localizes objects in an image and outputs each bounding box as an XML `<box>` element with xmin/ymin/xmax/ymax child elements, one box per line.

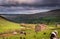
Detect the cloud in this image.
<box><xmin>15</xmin><ymin>0</ymin><xmax>36</xmax><ymax>4</ymax></box>
<box><xmin>0</xmin><ymin>0</ymin><xmax>60</xmax><ymax>14</ymax></box>
<box><xmin>0</xmin><ymin>6</ymin><xmax>60</xmax><ymax>14</ymax></box>
<box><xmin>0</xmin><ymin>0</ymin><xmax>37</xmax><ymax>5</ymax></box>
<box><xmin>0</xmin><ymin>0</ymin><xmax>60</xmax><ymax>5</ymax></box>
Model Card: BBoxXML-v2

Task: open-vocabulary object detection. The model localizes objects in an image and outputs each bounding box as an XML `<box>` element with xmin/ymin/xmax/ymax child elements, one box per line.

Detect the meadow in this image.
<box><xmin>0</xmin><ymin>17</ymin><xmax>60</xmax><ymax>39</ymax></box>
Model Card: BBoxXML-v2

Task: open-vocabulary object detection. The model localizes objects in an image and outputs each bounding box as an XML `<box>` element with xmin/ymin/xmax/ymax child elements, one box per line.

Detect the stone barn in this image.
<box><xmin>55</xmin><ymin>23</ymin><xmax>60</xmax><ymax>28</ymax></box>
<box><xmin>35</xmin><ymin>24</ymin><xmax>47</xmax><ymax>32</ymax></box>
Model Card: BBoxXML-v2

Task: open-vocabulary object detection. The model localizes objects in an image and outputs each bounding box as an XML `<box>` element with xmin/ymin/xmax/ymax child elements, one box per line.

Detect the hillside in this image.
<box><xmin>1</xmin><ymin>9</ymin><xmax>60</xmax><ymax>23</ymax></box>
<box><xmin>0</xmin><ymin>16</ymin><xmax>20</xmax><ymax>33</ymax></box>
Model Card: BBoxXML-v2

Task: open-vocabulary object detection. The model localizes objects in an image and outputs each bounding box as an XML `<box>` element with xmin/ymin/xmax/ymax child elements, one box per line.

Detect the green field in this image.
<box><xmin>0</xmin><ymin>17</ymin><xmax>60</xmax><ymax>39</ymax></box>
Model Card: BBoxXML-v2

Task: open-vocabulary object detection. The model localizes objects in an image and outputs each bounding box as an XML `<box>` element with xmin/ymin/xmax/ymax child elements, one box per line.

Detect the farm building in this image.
<box><xmin>35</xmin><ymin>24</ymin><xmax>47</xmax><ymax>32</ymax></box>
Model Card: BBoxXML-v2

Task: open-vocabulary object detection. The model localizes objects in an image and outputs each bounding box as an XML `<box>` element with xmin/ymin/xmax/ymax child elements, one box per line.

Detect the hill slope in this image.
<box><xmin>0</xmin><ymin>16</ymin><xmax>20</xmax><ymax>33</ymax></box>
<box><xmin>1</xmin><ymin>9</ymin><xmax>60</xmax><ymax>23</ymax></box>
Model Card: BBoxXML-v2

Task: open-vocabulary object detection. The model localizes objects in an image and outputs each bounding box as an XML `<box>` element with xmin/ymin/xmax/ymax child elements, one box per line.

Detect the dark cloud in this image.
<box><xmin>0</xmin><ymin>0</ymin><xmax>60</xmax><ymax>5</ymax></box>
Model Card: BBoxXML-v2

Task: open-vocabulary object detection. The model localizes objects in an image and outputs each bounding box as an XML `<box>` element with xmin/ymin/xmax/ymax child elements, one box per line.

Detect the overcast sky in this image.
<box><xmin>0</xmin><ymin>0</ymin><xmax>60</xmax><ymax>5</ymax></box>
<box><xmin>0</xmin><ymin>0</ymin><xmax>60</xmax><ymax>14</ymax></box>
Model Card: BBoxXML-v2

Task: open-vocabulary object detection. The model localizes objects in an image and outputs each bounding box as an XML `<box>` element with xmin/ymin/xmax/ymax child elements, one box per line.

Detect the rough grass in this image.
<box><xmin>0</xmin><ymin>17</ymin><xmax>60</xmax><ymax>39</ymax></box>
<box><xmin>0</xmin><ymin>28</ymin><xmax>60</xmax><ymax>39</ymax></box>
<box><xmin>0</xmin><ymin>17</ymin><xmax>20</xmax><ymax>33</ymax></box>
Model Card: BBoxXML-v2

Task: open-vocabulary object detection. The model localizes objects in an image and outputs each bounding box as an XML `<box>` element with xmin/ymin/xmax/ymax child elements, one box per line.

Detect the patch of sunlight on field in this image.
<box><xmin>0</xmin><ymin>17</ymin><xmax>20</xmax><ymax>33</ymax></box>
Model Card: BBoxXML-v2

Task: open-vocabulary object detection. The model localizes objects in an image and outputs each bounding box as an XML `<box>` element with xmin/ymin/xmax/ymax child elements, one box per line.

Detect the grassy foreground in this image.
<box><xmin>0</xmin><ymin>17</ymin><xmax>60</xmax><ymax>39</ymax></box>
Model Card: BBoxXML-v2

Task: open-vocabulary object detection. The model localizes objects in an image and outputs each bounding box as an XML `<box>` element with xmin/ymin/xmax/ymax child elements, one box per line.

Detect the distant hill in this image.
<box><xmin>1</xmin><ymin>9</ymin><xmax>60</xmax><ymax>23</ymax></box>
